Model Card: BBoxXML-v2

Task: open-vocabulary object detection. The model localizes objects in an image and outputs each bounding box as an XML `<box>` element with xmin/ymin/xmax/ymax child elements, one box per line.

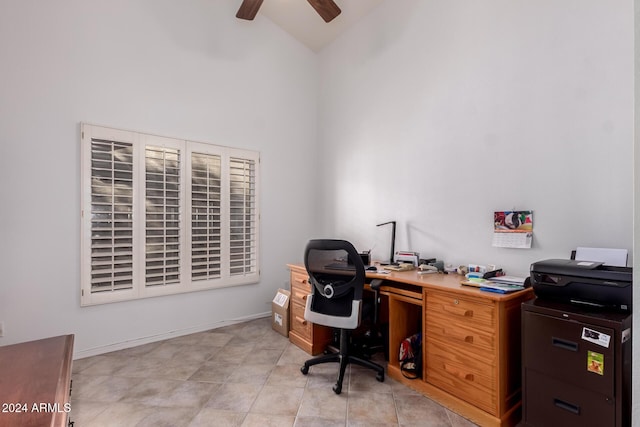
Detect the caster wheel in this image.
<box><xmin>332</xmin><ymin>384</ymin><xmax>342</xmax><ymax>394</ymax></box>
<box><xmin>300</xmin><ymin>365</ymin><xmax>309</xmax><ymax>375</ymax></box>
<box><xmin>376</xmin><ymin>372</ymin><xmax>384</xmax><ymax>382</ymax></box>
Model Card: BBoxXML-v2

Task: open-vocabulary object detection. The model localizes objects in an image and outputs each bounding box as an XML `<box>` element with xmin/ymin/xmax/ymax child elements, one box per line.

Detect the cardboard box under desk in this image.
<box><xmin>272</xmin><ymin>288</ymin><xmax>290</xmax><ymax>337</ymax></box>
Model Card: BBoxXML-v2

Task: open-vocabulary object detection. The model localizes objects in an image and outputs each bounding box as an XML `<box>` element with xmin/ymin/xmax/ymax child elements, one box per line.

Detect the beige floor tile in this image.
<box><xmin>394</xmin><ymin>393</ymin><xmax>452</xmax><ymax>426</ymax></box>
<box><xmin>226</xmin><ymin>362</ymin><xmax>274</xmax><ymax>385</ymax></box>
<box><xmin>125</xmin><ymin>378</ymin><xmax>220</xmax><ymax>408</ymax></box>
<box><xmin>348</xmin><ymin>365</ymin><xmax>390</xmax><ymax>393</ymax></box>
<box><xmin>249</xmin><ymin>384</ymin><xmax>304</xmax><ymax>416</ymax></box>
<box><xmin>76</xmin><ymin>375</ymin><xmax>144</xmax><ymax>403</ymax></box>
<box><xmin>297</xmin><ymin>387</ymin><xmax>347</xmax><ymax>420</ymax></box>
<box><xmin>69</xmin><ymin>317</ymin><xmax>481</xmax><ymax>427</ymax></box>
<box><xmin>265</xmin><ymin>364</ymin><xmax>309</xmax><ymax>388</ymax></box>
<box><xmin>189</xmin><ymin>360</ymin><xmax>237</xmax><ymax>383</ymax></box>
<box><xmin>277</xmin><ymin>341</ymin><xmax>312</xmax><ymax>365</ymax></box>
<box><xmin>209</xmin><ymin>342</ymin><xmax>256</xmax><ymax>364</ymax></box>
<box><xmin>68</xmin><ymin>400</ymin><xmax>109</xmax><ymax>426</ymax></box>
<box><xmin>188</xmin><ymin>408</ymin><xmax>246</xmax><ymax>427</ymax></box>
<box><xmin>203</xmin><ymin>382</ymin><xmax>262</xmax><ymax>412</ymax></box>
<box><xmin>242</xmin><ymin>412</ymin><xmax>295</xmax><ymax>427</ymax></box>
<box><xmin>447</xmin><ymin>408</ymin><xmax>481</xmax><ymax>427</ymax></box>
<box><xmin>295</xmin><ymin>417</ymin><xmax>347</xmax><ymax>427</ymax></box>
<box><xmin>84</xmin><ymin>402</ymin><xmax>164</xmax><ymax>426</ymax></box>
<box><xmin>347</xmin><ymin>391</ymin><xmax>398</xmax><ymax>425</ymax></box>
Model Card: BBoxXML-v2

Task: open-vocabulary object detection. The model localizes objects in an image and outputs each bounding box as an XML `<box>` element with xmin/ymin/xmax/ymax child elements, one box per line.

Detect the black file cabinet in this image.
<box><xmin>521</xmin><ymin>299</ymin><xmax>631</xmax><ymax>427</ymax></box>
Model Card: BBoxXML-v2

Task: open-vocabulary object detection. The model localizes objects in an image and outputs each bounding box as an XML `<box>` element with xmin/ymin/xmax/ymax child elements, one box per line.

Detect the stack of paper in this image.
<box><xmin>478</xmin><ymin>282</ymin><xmax>524</xmax><ymax>294</ymax></box>
<box><xmin>460</xmin><ymin>276</ymin><xmax>526</xmax><ymax>294</ymax></box>
<box><xmin>491</xmin><ymin>276</ymin><xmax>526</xmax><ymax>286</ymax></box>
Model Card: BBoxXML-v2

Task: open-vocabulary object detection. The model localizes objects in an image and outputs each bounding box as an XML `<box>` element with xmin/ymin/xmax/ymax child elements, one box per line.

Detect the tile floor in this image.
<box><xmin>70</xmin><ymin>317</ymin><xmax>479</xmax><ymax>426</ymax></box>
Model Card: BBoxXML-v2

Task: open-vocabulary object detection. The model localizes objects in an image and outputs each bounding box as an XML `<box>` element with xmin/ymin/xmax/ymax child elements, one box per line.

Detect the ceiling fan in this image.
<box><xmin>236</xmin><ymin>0</ymin><xmax>342</xmax><ymax>23</ymax></box>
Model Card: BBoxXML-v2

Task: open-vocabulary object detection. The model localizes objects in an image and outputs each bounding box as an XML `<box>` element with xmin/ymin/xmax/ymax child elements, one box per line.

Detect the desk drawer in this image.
<box><xmin>426</xmin><ymin>292</ymin><xmax>495</xmax><ymax>334</ymax></box>
<box><xmin>426</xmin><ymin>350</ymin><xmax>496</xmax><ymax>414</ymax></box>
<box><xmin>290</xmin><ymin>271</ymin><xmax>311</xmax><ymax>303</ymax></box>
<box><xmin>426</xmin><ymin>314</ymin><xmax>494</xmax><ymax>353</ymax></box>
<box><xmin>290</xmin><ymin>300</ymin><xmax>311</xmax><ymax>339</ymax></box>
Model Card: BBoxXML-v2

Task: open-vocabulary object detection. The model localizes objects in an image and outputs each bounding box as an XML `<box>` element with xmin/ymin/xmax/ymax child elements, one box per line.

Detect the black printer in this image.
<box><xmin>530</xmin><ymin>259</ymin><xmax>632</xmax><ymax>312</ymax></box>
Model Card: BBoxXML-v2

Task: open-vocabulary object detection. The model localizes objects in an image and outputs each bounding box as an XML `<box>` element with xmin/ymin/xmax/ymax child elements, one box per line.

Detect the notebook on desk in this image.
<box><xmin>383</xmin><ymin>263</ymin><xmax>415</xmax><ymax>272</ymax></box>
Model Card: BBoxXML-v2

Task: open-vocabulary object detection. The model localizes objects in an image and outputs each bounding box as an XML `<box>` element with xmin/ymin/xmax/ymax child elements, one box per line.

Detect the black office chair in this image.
<box><xmin>300</xmin><ymin>239</ymin><xmax>385</xmax><ymax>394</ymax></box>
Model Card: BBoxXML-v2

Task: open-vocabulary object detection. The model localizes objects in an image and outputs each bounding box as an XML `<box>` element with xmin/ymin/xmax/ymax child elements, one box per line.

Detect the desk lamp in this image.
<box><xmin>376</xmin><ymin>221</ymin><xmax>396</xmax><ymax>265</ymax></box>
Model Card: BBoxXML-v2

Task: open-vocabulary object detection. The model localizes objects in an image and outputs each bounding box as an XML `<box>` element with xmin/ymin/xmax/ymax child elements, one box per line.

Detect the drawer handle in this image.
<box><xmin>443</xmin><ymin>363</ymin><xmax>474</xmax><ymax>382</ymax></box>
<box><xmin>552</xmin><ymin>337</ymin><xmax>578</xmax><ymax>352</ymax></box>
<box><xmin>295</xmin><ymin>315</ymin><xmax>307</xmax><ymax>326</ymax></box>
<box><xmin>443</xmin><ymin>305</ymin><xmax>473</xmax><ymax>317</ymax></box>
<box><xmin>553</xmin><ymin>398</ymin><xmax>580</xmax><ymax>415</ymax></box>
<box><xmin>443</xmin><ymin>328</ymin><xmax>474</xmax><ymax>344</ymax></box>
<box><xmin>294</xmin><ymin>291</ymin><xmax>308</xmax><ymax>301</ymax></box>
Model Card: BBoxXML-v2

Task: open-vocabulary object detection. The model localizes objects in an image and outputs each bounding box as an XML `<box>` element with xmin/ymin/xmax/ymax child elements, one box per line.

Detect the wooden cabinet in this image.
<box><xmin>425</xmin><ymin>290</ymin><xmax>501</xmax><ymax>415</ymax></box>
<box><xmin>383</xmin><ymin>278</ymin><xmax>532</xmax><ymax>427</ymax></box>
<box><xmin>0</xmin><ymin>335</ymin><xmax>74</xmax><ymax>427</ymax></box>
<box><xmin>287</xmin><ymin>265</ymin><xmax>333</xmax><ymax>355</ymax></box>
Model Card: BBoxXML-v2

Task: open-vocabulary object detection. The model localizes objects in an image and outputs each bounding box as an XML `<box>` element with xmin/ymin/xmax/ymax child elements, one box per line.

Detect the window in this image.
<box><xmin>80</xmin><ymin>124</ymin><xmax>259</xmax><ymax>306</ymax></box>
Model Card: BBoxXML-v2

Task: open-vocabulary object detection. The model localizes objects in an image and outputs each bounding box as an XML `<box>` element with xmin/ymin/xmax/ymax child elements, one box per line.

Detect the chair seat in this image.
<box><xmin>304</xmin><ymin>295</ymin><xmax>362</xmax><ymax>330</ymax></box>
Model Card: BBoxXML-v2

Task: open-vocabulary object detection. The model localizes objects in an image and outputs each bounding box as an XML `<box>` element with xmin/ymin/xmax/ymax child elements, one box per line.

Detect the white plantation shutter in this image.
<box><xmin>229</xmin><ymin>157</ymin><xmax>257</xmax><ymax>276</ymax></box>
<box><xmin>88</xmin><ymin>139</ymin><xmax>134</xmax><ymax>293</ymax></box>
<box><xmin>81</xmin><ymin>123</ymin><xmax>260</xmax><ymax>306</ymax></box>
<box><xmin>191</xmin><ymin>152</ymin><xmax>222</xmax><ymax>281</ymax></box>
<box><xmin>145</xmin><ymin>146</ymin><xmax>182</xmax><ymax>287</ymax></box>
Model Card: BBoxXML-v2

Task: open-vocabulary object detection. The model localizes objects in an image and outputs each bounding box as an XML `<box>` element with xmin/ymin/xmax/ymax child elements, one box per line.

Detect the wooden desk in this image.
<box><xmin>287</xmin><ymin>264</ymin><xmax>534</xmax><ymax>427</ymax></box>
<box><xmin>0</xmin><ymin>335</ymin><xmax>74</xmax><ymax>427</ymax></box>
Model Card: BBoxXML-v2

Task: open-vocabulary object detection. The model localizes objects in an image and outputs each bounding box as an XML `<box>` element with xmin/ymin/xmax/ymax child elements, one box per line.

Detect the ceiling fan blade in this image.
<box><xmin>307</xmin><ymin>0</ymin><xmax>341</xmax><ymax>23</ymax></box>
<box><xmin>236</xmin><ymin>0</ymin><xmax>264</xmax><ymax>20</ymax></box>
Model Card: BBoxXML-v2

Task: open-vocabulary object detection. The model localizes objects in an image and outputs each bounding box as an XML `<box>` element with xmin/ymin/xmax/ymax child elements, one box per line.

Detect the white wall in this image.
<box><xmin>0</xmin><ymin>0</ymin><xmax>320</xmax><ymax>356</ymax></box>
<box><xmin>633</xmin><ymin>0</ymin><xmax>639</xmax><ymax>422</ymax></box>
<box><xmin>318</xmin><ymin>0</ymin><xmax>634</xmax><ymax>278</ymax></box>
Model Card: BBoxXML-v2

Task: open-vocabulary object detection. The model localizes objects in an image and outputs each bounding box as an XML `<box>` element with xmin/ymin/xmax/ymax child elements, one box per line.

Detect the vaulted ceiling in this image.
<box><xmin>242</xmin><ymin>0</ymin><xmax>384</xmax><ymax>52</ymax></box>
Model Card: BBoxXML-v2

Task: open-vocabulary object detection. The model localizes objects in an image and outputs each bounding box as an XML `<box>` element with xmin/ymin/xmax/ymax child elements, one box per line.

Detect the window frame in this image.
<box><xmin>80</xmin><ymin>123</ymin><xmax>260</xmax><ymax>306</ymax></box>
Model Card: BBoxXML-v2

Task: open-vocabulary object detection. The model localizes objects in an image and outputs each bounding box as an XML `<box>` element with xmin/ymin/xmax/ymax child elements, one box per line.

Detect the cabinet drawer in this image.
<box><xmin>426</xmin><ymin>335</ymin><xmax>496</xmax><ymax>372</ymax></box>
<box><xmin>426</xmin><ymin>351</ymin><xmax>496</xmax><ymax>414</ymax></box>
<box><xmin>290</xmin><ymin>271</ymin><xmax>311</xmax><ymax>304</ymax></box>
<box><xmin>290</xmin><ymin>301</ymin><xmax>311</xmax><ymax>339</ymax></box>
<box><xmin>523</xmin><ymin>311</ymin><xmax>615</xmax><ymax>393</ymax></box>
<box><xmin>426</xmin><ymin>315</ymin><xmax>494</xmax><ymax>352</ymax></box>
<box><xmin>523</xmin><ymin>368</ymin><xmax>614</xmax><ymax>427</ymax></box>
<box><xmin>426</xmin><ymin>292</ymin><xmax>495</xmax><ymax>333</ymax></box>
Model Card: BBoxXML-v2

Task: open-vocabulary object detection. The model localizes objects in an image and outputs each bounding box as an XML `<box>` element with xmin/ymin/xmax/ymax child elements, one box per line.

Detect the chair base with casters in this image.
<box><xmin>300</xmin><ymin>327</ymin><xmax>385</xmax><ymax>394</ymax></box>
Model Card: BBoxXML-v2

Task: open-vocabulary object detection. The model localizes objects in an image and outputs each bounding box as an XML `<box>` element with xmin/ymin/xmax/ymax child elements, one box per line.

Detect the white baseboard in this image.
<box><xmin>74</xmin><ymin>311</ymin><xmax>271</xmax><ymax>359</ymax></box>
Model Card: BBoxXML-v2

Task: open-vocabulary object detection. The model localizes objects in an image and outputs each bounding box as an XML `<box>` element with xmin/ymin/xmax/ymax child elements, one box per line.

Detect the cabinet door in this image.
<box><xmin>523</xmin><ymin>311</ymin><xmax>615</xmax><ymax>394</ymax></box>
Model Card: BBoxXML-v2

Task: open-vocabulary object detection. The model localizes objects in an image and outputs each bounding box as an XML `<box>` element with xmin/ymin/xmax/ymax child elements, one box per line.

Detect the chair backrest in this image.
<box><xmin>303</xmin><ymin>239</ymin><xmax>365</xmax><ymax>329</ymax></box>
